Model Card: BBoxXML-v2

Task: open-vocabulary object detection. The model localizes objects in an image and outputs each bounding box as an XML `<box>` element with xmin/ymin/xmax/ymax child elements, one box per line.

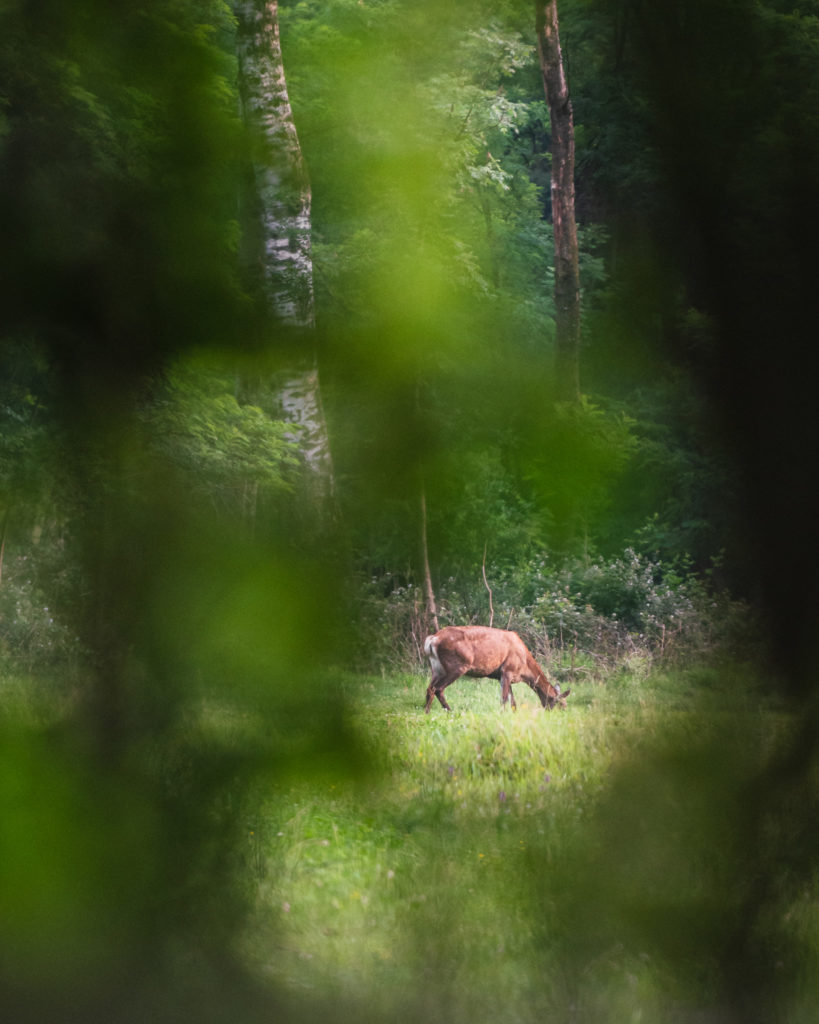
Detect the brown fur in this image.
<box><xmin>423</xmin><ymin>625</ymin><xmax>569</xmax><ymax>713</ymax></box>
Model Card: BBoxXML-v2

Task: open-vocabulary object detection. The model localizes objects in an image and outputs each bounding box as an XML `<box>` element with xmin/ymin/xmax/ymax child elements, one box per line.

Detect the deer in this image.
<box><xmin>423</xmin><ymin>625</ymin><xmax>570</xmax><ymax>713</ymax></box>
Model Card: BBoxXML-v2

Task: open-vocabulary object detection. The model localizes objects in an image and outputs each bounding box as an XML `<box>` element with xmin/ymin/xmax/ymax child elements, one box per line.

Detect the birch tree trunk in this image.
<box><xmin>234</xmin><ymin>1</ymin><xmax>334</xmax><ymax>501</ymax></box>
<box><xmin>535</xmin><ymin>0</ymin><xmax>581</xmax><ymax>403</ymax></box>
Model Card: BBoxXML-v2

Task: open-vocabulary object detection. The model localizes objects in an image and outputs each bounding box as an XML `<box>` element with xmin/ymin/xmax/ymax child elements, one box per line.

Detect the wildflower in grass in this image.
<box><xmin>499</xmin><ymin>790</ymin><xmax>507</xmax><ymax>802</ymax></box>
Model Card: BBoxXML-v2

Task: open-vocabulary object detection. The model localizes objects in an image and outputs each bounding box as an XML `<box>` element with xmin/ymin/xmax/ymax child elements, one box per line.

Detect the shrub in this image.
<box><xmin>351</xmin><ymin>548</ymin><xmax>757</xmax><ymax>678</ymax></box>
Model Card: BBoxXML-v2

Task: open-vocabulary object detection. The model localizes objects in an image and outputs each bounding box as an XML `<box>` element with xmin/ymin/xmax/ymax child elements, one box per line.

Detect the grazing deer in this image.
<box><xmin>423</xmin><ymin>625</ymin><xmax>569</xmax><ymax>713</ymax></box>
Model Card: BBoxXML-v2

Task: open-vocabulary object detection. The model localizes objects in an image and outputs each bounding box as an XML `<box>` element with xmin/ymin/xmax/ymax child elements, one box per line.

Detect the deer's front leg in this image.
<box><xmin>499</xmin><ymin>673</ymin><xmax>517</xmax><ymax>710</ymax></box>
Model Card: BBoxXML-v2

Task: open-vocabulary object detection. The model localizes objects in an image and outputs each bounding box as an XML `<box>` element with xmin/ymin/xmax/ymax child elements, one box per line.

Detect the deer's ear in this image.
<box><xmin>561</xmin><ymin>689</ymin><xmax>571</xmax><ymax>699</ymax></box>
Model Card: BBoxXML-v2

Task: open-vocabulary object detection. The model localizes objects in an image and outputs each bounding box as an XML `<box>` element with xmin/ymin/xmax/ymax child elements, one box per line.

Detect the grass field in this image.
<box><xmin>0</xmin><ymin>657</ymin><xmax>811</xmax><ymax>1022</ymax></box>
<box><xmin>238</xmin><ymin>664</ymin><xmax>793</xmax><ymax>1023</ymax></box>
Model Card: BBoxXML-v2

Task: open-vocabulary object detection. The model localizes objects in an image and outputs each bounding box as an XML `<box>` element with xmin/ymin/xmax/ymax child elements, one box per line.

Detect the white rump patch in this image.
<box><xmin>424</xmin><ymin>635</ymin><xmax>443</xmax><ymax>678</ymax></box>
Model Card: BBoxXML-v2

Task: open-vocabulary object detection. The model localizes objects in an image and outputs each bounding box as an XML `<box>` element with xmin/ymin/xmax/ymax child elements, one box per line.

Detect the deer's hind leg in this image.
<box><xmin>424</xmin><ymin>667</ymin><xmax>464</xmax><ymax>712</ymax></box>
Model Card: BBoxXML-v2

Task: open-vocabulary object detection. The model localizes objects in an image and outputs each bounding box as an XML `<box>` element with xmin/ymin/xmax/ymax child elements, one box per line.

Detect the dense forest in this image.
<box><xmin>1</xmin><ymin>1</ymin><xmax>818</xmax><ymax>1022</ymax></box>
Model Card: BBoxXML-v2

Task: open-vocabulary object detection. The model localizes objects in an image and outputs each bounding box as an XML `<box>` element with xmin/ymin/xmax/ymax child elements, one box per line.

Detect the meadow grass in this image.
<box><xmin>0</xmin><ymin>657</ymin><xmax>800</xmax><ymax>1021</ymax></box>
<box><xmin>240</xmin><ymin>666</ymin><xmax>777</xmax><ymax>1022</ymax></box>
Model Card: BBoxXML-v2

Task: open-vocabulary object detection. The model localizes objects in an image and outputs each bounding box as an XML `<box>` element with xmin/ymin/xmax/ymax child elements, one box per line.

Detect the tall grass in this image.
<box><xmin>0</xmin><ymin>656</ymin><xmax>802</xmax><ymax>1022</ymax></box>
<box><xmin>239</xmin><ymin>667</ymin><xmax>783</xmax><ymax>1022</ymax></box>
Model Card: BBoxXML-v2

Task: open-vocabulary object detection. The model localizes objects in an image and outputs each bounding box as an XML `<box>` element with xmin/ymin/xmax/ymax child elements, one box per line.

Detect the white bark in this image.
<box><xmin>235</xmin><ymin>1</ymin><xmax>334</xmax><ymax>496</ymax></box>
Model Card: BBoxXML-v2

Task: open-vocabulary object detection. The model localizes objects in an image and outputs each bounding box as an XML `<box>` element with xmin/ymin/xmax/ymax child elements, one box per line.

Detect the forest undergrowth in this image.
<box><xmin>352</xmin><ymin>546</ymin><xmax>756</xmax><ymax>683</ymax></box>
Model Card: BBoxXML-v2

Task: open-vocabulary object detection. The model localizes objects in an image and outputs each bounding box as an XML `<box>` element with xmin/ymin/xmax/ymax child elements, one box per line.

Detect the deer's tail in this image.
<box><xmin>423</xmin><ymin>633</ymin><xmax>444</xmax><ymax>678</ymax></box>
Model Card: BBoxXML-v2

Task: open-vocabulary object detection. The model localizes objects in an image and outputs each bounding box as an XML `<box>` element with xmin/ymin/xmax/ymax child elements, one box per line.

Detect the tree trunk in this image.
<box><xmin>535</xmin><ymin>1</ymin><xmax>581</xmax><ymax>403</ymax></box>
<box><xmin>419</xmin><ymin>486</ymin><xmax>439</xmax><ymax>633</ymax></box>
<box><xmin>234</xmin><ymin>1</ymin><xmax>334</xmax><ymax>501</ymax></box>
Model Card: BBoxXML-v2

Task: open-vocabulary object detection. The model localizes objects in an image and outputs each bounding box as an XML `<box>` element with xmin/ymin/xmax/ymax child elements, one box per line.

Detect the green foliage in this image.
<box><xmin>281</xmin><ymin>1</ymin><xmax>559</xmax><ymax>472</ymax></box>
<box><xmin>519</xmin><ymin>396</ymin><xmax>637</xmax><ymax>549</ymax></box>
<box><xmin>147</xmin><ymin>361</ymin><xmax>299</xmax><ymax>517</ymax></box>
<box><xmin>1</xmin><ymin>2</ymin><xmax>817</xmax><ymax>1022</ymax></box>
<box><xmin>281</xmin><ymin>0</ymin><xmax>736</xmax><ymax>582</ymax></box>
<box><xmin>0</xmin><ymin>0</ymin><xmax>245</xmax><ymax>376</ymax></box>
<box><xmin>351</xmin><ymin>546</ymin><xmax>754</xmax><ymax>678</ymax></box>
<box><xmin>0</xmin><ymin>3</ymin><xmax>329</xmax><ymax>1019</ymax></box>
